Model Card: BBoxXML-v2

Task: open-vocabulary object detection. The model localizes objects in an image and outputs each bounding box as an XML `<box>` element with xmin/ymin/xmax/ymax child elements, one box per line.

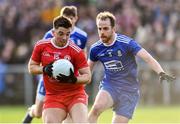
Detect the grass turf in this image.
<box><xmin>0</xmin><ymin>105</ymin><xmax>180</xmax><ymax>123</ymax></box>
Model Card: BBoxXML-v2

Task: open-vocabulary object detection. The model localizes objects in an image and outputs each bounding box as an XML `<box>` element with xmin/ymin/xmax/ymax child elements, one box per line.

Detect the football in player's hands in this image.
<box><xmin>43</xmin><ymin>62</ymin><xmax>53</xmax><ymax>77</ymax></box>
<box><xmin>56</xmin><ymin>68</ymin><xmax>77</xmax><ymax>84</ymax></box>
<box><xmin>52</xmin><ymin>59</ymin><xmax>75</xmax><ymax>81</ymax></box>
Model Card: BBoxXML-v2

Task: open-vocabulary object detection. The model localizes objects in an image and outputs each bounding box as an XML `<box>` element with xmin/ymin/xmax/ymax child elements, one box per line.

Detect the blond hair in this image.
<box><xmin>96</xmin><ymin>11</ymin><xmax>116</xmax><ymax>27</ymax></box>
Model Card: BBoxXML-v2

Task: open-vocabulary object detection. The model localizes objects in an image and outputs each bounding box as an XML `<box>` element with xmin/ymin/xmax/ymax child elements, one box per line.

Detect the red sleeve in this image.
<box><xmin>74</xmin><ymin>50</ymin><xmax>88</xmax><ymax>69</ymax></box>
<box><xmin>31</xmin><ymin>43</ymin><xmax>43</xmax><ymax>63</ymax></box>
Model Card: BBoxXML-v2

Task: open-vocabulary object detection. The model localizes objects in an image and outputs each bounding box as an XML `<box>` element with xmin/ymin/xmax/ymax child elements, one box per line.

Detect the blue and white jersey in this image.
<box><xmin>89</xmin><ymin>33</ymin><xmax>142</xmax><ymax>92</ymax></box>
<box><xmin>43</xmin><ymin>26</ymin><xmax>88</xmax><ymax>49</ymax></box>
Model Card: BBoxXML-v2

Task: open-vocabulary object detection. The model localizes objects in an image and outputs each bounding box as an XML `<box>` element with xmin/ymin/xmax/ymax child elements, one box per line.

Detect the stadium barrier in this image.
<box><xmin>0</xmin><ymin>62</ymin><xmax>179</xmax><ymax>106</ymax></box>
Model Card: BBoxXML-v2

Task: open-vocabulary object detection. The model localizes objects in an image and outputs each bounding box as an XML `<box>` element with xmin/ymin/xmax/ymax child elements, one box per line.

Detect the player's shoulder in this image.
<box><xmin>91</xmin><ymin>40</ymin><xmax>102</xmax><ymax>48</ymax></box>
<box><xmin>44</xmin><ymin>29</ymin><xmax>53</xmax><ymax>39</ymax></box>
<box><xmin>89</xmin><ymin>40</ymin><xmax>102</xmax><ymax>52</ymax></box>
<box><xmin>116</xmin><ymin>33</ymin><xmax>133</xmax><ymax>44</ymax></box>
<box><xmin>35</xmin><ymin>39</ymin><xmax>51</xmax><ymax>46</ymax></box>
<box><xmin>72</xmin><ymin>27</ymin><xmax>87</xmax><ymax>37</ymax></box>
<box><xmin>69</xmin><ymin>40</ymin><xmax>82</xmax><ymax>53</ymax></box>
<box><xmin>45</xmin><ymin>29</ymin><xmax>53</xmax><ymax>34</ymax></box>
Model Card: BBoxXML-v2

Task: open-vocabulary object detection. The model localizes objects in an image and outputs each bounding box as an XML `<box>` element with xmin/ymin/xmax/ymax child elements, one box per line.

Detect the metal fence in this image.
<box><xmin>0</xmin><ymin>62</ymin><xmax>180</xmax><ymax>106</ymax></box>
<box><xmin>0</xmin><ymin>64</ymin><xmax>33</xmax><ymax>106</ymax></box>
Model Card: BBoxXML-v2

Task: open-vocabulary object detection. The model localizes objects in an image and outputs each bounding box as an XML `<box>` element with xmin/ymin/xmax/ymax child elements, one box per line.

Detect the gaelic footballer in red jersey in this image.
<box><xmin>28</xmin><ymin>16</ymin><xmax>91</xmax><ymax>123</ymax></box>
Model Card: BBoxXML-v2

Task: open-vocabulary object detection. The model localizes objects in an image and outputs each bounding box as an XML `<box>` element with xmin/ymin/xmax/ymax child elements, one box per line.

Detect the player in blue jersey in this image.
<box><xmin>88</xmin><ymin>11</ymin><xmax>175</xmax><ymax>123</ymax></box>
<box><xmin>22</xmin><ymin>6</ymin><xmax>88</xmax><ymax>123</ymax></box>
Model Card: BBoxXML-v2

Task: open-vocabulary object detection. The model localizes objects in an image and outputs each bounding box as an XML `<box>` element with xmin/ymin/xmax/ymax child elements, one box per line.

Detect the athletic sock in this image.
<box><xmin>22</xmin><ymin>112</ymin><xmax>33</xmax><ymax>123</ymax></box>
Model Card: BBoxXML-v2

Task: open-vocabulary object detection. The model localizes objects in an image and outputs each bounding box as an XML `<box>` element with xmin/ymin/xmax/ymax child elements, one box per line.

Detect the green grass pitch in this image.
<box><xmin>0</xmin><ymin>105</ymin><xmax>180</xmax><ymax>123</ymax></box>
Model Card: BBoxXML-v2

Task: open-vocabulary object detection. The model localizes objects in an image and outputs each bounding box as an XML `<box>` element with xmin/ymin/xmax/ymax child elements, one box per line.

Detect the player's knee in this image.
<box><xmin>43</xmin><ymin>116</ymin><xmax>53</xmax><ymax>123</ymax></box>
<box><xmin>43</xmin><ymin>114</ymin><xmax>52</xmax><ymax>123</ymax></box>
<box><xmin>43</xmin><ymin>114</ymin><xmax>63</xmax><ymax>123</ymax></box>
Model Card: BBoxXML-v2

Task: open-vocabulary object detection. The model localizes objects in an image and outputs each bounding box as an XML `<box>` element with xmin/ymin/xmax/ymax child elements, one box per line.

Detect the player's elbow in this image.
<box><xmin>86</xmin><ymin>73</ymin><xmax>92</xmax><ymax>84</ymax></box>
<box><xmin>28</xmin><ymin>65</ymin><xmax>39</xmax><ymax>75</ymax></box>
<box><xmin>28</xmin><ymin>67</ymin><xmax>35</xmax><ymax>75</ymax></box>
<box><xmin>78</xmin><ymin>67</ymin><xmax>92</xmax><ymax>84</ymax></box>
<box><xmin>80</xmin><ymin>73</ymin><xmax>91</xmax><ymax>84</ymax></box>
<box><xmin>86</xmin><ymin>78</ymin><xmax>91</xmax><ymax>84</ymax></box>
<box><xmin>28</xmin><ymin>61</ymin><xmax>36</xmax><ymax>74</ymax></box>
<box><xmin>28</xmin><ymin>64</ymin><xmax>33</xmax><ymax>74</ymax></box>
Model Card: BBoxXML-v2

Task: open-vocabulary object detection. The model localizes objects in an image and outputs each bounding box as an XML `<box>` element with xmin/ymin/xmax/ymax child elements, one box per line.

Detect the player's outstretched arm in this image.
<box><xmin>136</xmin><ymin>48</ymin><xmax>175</xmax><ymax>83</ymax></box>
<box><xmin>28</xmin><ymin>59</ymin><xmax>43</xmax><ymax>75</ymax></box>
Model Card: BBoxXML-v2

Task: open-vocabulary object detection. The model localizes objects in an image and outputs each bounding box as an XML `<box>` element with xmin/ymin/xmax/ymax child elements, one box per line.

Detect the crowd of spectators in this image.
<box><xmin>0</xmin><ymin>0</ymin><xmax>179</xmax><ymax>64</ymax></box>
<box><xmin>0</xmin><ymin>0</ymin><xmax>179</xmax><ymax>63</ymax></box>
<box><xmin>0</xmin><ymin>0</ymin><xmax>179</xmax><ymax>104</ymax></box>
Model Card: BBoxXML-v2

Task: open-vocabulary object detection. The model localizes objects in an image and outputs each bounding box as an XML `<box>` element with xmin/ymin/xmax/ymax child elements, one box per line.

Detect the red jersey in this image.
<box><xmin>31</xmin><ymin>38</ymin><xmax>88</xmax><ymax>95</ymax></box>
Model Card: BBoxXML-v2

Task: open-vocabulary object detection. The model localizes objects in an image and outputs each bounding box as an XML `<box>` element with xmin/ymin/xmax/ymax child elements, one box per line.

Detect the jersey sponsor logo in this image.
<box><xmin>104</xmin><ymin>60</ymin><xmax>124</xmax><ymax>71</ymax></box>
<box><xmin>98</xmin><ymin>50</ymin><xmax>122</xmax><ymax>58</ymax></box>
<box><xmin>42</xmin><ymin>51</ymin><xmax>50</xmax><ymax>57</ymax></box>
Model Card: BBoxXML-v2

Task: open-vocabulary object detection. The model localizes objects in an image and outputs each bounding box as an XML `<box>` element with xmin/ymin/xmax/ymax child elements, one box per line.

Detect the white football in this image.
<box><xmin>52</xmin><ymin>59</ymin><xmax>74</xmax><ymax>79</ymax></box>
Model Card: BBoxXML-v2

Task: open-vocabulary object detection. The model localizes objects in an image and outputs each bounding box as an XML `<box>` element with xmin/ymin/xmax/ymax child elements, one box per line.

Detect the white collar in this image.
<box><xmin>50</xmin><ymin>38</ymin><xmax>69</xmax><ymax>49</ymax></box>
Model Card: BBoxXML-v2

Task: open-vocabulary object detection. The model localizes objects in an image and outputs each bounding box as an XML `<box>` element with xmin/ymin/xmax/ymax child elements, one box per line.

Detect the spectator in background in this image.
<box><xmin>0</xmin><ymin>0</ymin><xmax>179</xmax><ymax>64</ymax></box>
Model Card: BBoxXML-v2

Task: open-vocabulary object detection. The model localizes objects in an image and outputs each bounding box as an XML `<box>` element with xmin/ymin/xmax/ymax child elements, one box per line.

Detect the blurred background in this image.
<box><xmin>0</xmin><ymin>0</ymin><xmax>180</xmax><ymax>122</ymax></box>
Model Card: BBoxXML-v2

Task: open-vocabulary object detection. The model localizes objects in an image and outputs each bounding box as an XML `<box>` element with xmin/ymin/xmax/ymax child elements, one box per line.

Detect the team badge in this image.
<box><xmin>64</xmin><ymin>55</ymin><xmax>71</xmax><ymax>60</ymax></box>
<box><xmin>117</xmin><ymin>50</ymin><xmax>122</xmax><ymax>57</ymax></box>
<box><xmin>108</xmin><ymin>51</ymin><xmax>113</xmax><ymax>57</ymax></box>
<box><xmin>107</xmin><ymin>49</ymin><xmax>113</xmax><ymax>57</ymax></box>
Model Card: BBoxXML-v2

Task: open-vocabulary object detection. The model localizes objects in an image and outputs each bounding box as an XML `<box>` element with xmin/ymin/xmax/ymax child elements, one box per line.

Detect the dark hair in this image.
<box><xmin>96</xmin><ymin>11</ymin><xmax>116</xmax><ymax>27</ymax></box>
<box><xmin>53</xmin><ymin>16</ymin><xmax>72</xmax><ymax>29</ymax></box>
<box><xmin>60</xmin><ymin>6</ymin><xmax>77</xmax><ymax>17</ymax></box>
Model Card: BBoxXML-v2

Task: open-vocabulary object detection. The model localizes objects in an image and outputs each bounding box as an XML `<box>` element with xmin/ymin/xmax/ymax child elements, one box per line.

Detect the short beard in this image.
<box><xmin>103</xmin><ymin>34</ymin><xmax>112</xmax><ymax>44</ymax></box>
